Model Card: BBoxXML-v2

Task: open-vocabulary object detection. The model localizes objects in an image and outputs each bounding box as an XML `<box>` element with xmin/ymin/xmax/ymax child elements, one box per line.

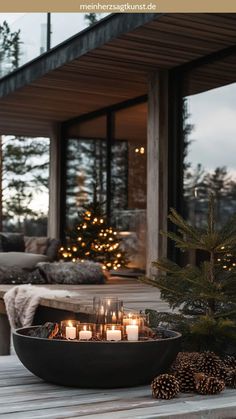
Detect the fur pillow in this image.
<box><xmin>0</xmin><ymin>266</ymin><xmax>45</xmax><ymax>284</ymax></box>
<box><xmin>37</xmin><ymin>261</ymin><xmax>106</xmax><ymax>284</ymax></box>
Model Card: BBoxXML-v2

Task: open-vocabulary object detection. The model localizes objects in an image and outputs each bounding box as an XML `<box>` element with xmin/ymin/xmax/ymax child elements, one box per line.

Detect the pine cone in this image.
<box><xmin>174</xmin><ymin>363</ymin><xmax>196</xmax><ymax>392</ymax></box>
<box><xmin>196</xmin><ymin>351</ymin><xmax>224</xmax><ymax>377</ymax></box>
<box><xmin>223</xmin><ymin>355</ymin><xmax>236</xmax><ymax>370</ymax></box>
<box><xmin>225</xmin><ymin>369</ymin><xmax>236</xmax><ymax>388</ymax></box>
<box><xmin>170</xmin><ymin>352</ymin><xmax>200</xmax><ymax>373</ymax></box>
<box><xmin>151</xmin><ymin>374</ymin><xmax>180</xmax><ymax>399</ymax></box>
<box><xmin>194</xmin><ymin>373</ymin><xmax>225</xmax><ymax>395</ymax></box>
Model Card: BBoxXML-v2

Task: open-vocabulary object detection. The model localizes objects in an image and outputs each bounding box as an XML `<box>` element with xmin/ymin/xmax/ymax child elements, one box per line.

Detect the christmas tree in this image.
<box><xmin>60</xmin><ymin>201</ymin><xmax>128</xmax><ymax>271</ymax></box>
<box><xmin>144</xmin><ymin>195</ymin><xmax>236</xmax><ymax>353</ymax></box>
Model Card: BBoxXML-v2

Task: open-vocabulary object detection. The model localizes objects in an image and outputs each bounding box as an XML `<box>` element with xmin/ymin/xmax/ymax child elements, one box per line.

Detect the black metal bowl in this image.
<box><xmin>13</xmin><ymin>327</ymin><xmax>181</xmax><ymax>388</ymax></box>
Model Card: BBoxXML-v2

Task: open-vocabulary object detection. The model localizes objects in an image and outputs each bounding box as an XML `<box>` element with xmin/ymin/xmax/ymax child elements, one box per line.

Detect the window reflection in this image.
<box><xmin>184</xmin><ymin>82</ymin><xmax>236</xmax><ymax>229</ymax></box>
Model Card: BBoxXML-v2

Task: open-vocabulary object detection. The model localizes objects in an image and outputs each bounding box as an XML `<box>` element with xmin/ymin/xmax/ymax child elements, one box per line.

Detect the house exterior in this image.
<box><xmin>0</xmin><ymin>13</ymin><xmax>236</xmax><ymax>274</ymax></box>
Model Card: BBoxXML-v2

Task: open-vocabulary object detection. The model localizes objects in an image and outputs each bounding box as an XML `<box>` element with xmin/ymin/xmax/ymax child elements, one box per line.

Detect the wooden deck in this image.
<box><xmin>0</xmin><ymin>277</ymin><xmax>171</xmax><ymax>314</ymax></box>
<box><xmin>0</xmin><ymin>278</ymin><xmax>171</xmax><ymax>355</ymax></box>
<box><xmin>1</xmin><ymin>356</ymin><xmax>236</xmax><ymax>419</ymax></box>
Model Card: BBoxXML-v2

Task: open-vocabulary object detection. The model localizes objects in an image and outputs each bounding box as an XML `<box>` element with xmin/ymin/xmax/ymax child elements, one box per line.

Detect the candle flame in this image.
<box><xmin>131</xmin><ymin>319</ymin><xmax>137</xmax><ymax>325</ymax></box>
<box><xmin>83</xmin><ymin>325</ymin><xmax>87</xmax><ymax>331</ymax></box>
<box><xmin>68</xmin><ymin>321</ymin><xmax>73</xmax><ymax>327</ymax></box>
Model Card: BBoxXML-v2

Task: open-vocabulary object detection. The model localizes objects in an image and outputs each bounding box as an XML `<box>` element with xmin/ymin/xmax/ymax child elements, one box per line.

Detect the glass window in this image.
<box><xmin>1</xmin><ymin>136</ymin><xmax>50</xmax><ymax>235</ymax></box>
<box><xmin>65</xmin><ymin>116</ymin><xmax>107</xmax><ymax>230</ymax></box>
<box><xmin>183</xmin><ymin>56</ymin><xmax>236</xmax><ymax>230</ymax></box>
<box><xmin>112</xmin><ymin>103</ymin><xmax>147</xmax><ymax>270</ymax></box>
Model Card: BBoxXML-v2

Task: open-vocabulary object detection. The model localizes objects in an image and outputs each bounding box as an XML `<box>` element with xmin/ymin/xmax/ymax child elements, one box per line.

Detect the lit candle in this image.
<box><xmin>79</xmin><ymin>325</ymin><xmax>92</xmax><ymax>340</ymax></box>
<box><xmin>112</xmin><ymin>312</ymin><xmax>117</xmax><ymax>323</ymax></box>
<box><xmin>126</xmin><ymin>320</ymin><xmax>139</xmax><ymax>341</ymax></box>
<box><xmin>106</xmin><ymin>326</ymin><xmax>121</xmax><ymax>341</ymax></box>
<box><xmin>66</xmin><ymin>322</ymin><xmax>76</xmax><ymax>340</ymax></box>
<box><xmin>123</xmin><ymin>313</ymin><xmax>132</xmax><ymax>326</ymax></box>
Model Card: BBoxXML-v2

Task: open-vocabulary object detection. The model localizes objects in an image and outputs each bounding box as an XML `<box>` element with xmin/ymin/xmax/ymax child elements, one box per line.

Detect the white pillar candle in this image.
<box><xmin>66</xmin><ymin>325</ymin><xmax>76</xmax><ymax>340</ymax></box>
<box><xmin>79</xmin><ymin>326</ymin><xmax>92</xmax><ymax>340</ymax></box>
<box><xmin>126</xmin><ymin>321</ymin><xmax>139</xmax><ymax>341</ymax></box>
<box><xmin>106</xmin><ymin>326</ymin><xmax>121</xmax><ymax>341</ymax></box>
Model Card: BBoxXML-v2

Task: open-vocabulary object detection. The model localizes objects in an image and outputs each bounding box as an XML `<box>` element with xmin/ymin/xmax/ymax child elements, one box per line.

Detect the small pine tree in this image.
<box><xmin>60</xmin><ymin>201</ymin><xmax>128</xmax><ymax>271</ymax></box>
<box><xmin>145</xmin><ymin>194</ymin><xmax>236</xmax><ymax>354</ymax></box>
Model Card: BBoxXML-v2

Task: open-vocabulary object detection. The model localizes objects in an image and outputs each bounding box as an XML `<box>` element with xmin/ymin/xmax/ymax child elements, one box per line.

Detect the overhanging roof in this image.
<box><xmin>0</xmin><ymin>12</ymin><xmax>236</xmax><ymax>137</ymax></box>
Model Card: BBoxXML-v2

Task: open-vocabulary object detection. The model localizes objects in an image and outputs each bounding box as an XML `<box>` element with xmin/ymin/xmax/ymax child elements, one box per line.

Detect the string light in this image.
<box><xmin>134</xmin><ymin>146</ymin><xmax>145</xmax><ymax>154</ymax></box>
<box><xmin>59</xmin><ymin>205</ymin><xmax>127</xmax><ymax>270</ymax></box>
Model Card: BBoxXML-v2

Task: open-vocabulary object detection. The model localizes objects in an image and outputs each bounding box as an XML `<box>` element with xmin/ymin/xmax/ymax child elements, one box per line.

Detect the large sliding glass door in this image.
<box><xmin>112</xmin><ymin>103</ymin><xmax>147</xmax><ymax>270</ymax></box>
<box><xmin>63</xmin><ymin>100</ymin><xmax>147</xmax><ymax>271</ymax></box>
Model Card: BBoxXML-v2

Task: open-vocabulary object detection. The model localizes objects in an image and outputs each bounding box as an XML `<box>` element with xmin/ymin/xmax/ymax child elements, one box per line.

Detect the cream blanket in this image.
<box><xmin>4</xmin><ymin>284</ymin><xmax>77</xmax><ymax>329</ymax></box>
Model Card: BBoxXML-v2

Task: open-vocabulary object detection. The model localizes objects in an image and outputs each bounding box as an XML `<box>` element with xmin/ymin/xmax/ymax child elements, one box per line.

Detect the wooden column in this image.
<box><xmin>48</xmin><ymin>124</ymin><xmax>62</xmax><ymax>239</ymax></box>
<box><xmin>146</xmin><ymin>72</ymin><xmax>169</xmax><ymax>277</ymax></box>
<box><xmin>0</xmin><ymin>300</ymin><xmax>10</xmax><ymax>355</ymax></box>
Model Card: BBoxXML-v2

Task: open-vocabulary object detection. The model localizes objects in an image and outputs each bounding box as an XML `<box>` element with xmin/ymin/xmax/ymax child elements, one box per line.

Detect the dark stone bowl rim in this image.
<box><xmin>13</xmin><ymin>326</ymin><xmax>182</xmax><ymax>344</ymax></box>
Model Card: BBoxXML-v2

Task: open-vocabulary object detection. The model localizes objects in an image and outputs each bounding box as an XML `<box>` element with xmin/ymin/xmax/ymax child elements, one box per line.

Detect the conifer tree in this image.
<box><xmin>60</xmin><ymin>201</ymin><xmax>128</xmax><ymax>271</ymax></box>
<box><xmin>145</xmin><ymin>194</ymin><xmax>236</xmax><ymax>353</ymax></box>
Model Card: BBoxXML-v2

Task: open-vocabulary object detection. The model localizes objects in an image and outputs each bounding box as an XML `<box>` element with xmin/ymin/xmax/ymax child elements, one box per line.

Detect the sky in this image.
<box><xmin>186</xmin><ymin>83</ymin><xmax>236</xmax><ymax>177</ymax></box>
<box><xmin>0</xmin><ymin>13</ymin><xmax>24</xmax><ymax>24</ymax></box>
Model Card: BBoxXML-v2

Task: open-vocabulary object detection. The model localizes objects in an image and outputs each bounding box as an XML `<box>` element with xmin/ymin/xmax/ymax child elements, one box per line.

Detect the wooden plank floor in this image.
<box><xmin>0</xmin><ymin>278</ymin><xmax>172</xmax><ymax>314</ymax></box>
<box><xmin>1</xmin><ymin>356</ymin><xmax>236</xmax><ymax>419</ymax></box>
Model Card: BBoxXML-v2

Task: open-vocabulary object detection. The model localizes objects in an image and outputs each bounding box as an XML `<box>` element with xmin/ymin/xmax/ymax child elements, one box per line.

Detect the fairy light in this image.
<box><xmin>59</xmin><ymin>206</ymin><xmax>127</xmax><ymax>269</ymax></box>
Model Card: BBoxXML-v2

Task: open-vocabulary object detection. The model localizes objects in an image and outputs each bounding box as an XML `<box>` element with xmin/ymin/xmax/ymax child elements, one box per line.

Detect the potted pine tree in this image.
<box><xmin>145</xmin><ymin>195</ymin><xmax>236</xmax><ymax>354</ymax></box>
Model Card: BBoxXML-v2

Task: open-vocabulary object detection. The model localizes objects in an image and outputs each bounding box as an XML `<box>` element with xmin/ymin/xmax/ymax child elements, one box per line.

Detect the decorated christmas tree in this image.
<box><xmin>60</xmin><ymin>201</ymin><xmax>128</xmax><ymax>271</ymax></box>
<box><xmin>144</xmin><ymin>194</ymin><xmax>236</xmax><ymax>353</ymax></box>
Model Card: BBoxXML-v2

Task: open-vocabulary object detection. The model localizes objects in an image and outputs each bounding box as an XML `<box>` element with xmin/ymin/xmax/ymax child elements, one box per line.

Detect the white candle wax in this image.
<box><xmin>79</xmin><ymin>330</ymin><xmax>92</xmax><ymax>340</ymax></box>
<box><xmin>66</xmin><ymin>326</ymin><xmax>76</xmax><ymax>340</ymax></box>
<box><xmin>79</xmin><ymin>326</ymin><xmax>92</xmax><ymax>340</ymax></box>
<box><xmin>106</xmin><ymin>327</ymin><xmax>121</xmax><ymax>341</ymax></box>
<box><xmin>126</xmin><ymin>324</ymin><xmax>139</xmax><ymax>341</ymax></box>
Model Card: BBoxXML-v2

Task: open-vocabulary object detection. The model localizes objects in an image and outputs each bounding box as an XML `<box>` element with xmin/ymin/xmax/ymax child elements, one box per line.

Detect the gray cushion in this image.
<box><xmin>0</xmin><ymin>252</ymin><xmax>49</xmax><ymax>270</ymax></box>
<box><xmin>46</xmin><ymin>239</ymin><xmax>60</xmax><ymax>261</ymax></box>
<box><xmin>0</xmin><ymin>233</ymin><xmax>25</xmax><ymax>252</ymax></box>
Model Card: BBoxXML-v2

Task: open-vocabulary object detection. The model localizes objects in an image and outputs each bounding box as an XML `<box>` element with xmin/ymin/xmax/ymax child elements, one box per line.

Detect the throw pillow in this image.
<box><xmin>46</xmin><ymin>238</ymin><xmax>60</xmax><ymax>261</ymax></box>
<box><xmin>24</xmin><ymin>236</ymin><xmax>49</xmax><ymax>255</ymax></box>
<box><xmin>0</xmin><ymin>233</ymin><xmax>25</xmax><ymax>252</ymax></box>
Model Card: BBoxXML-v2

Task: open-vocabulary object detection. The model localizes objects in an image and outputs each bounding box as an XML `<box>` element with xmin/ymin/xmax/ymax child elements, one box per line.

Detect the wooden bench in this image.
<box><xmin>0</xmin><ymin>278</ymin><xmax>170</xmax><ymax>355</ymax></box>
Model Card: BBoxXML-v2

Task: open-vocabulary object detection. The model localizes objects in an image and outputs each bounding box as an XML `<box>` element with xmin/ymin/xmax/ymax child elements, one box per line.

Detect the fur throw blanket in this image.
<box><xmin>4</xmin><ymin>285</ymin><xmax>77</xmax><ymax>329</ymax></box>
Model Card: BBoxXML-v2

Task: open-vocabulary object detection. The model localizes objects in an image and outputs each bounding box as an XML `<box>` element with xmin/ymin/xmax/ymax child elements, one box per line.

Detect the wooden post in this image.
<box><xmin>48</xmin><ymin>124</ymin><xmax>61</xmax><ymax>239</ymax></box>
<box><xmin>147</xmin><ymin>72</ymin><xmax>169</xmax><ymax>277</ymax></box>
<box><xmin>0</xmin><ymin>303</ymin><xmax>10</xmax><ymax>355</ymax></box>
